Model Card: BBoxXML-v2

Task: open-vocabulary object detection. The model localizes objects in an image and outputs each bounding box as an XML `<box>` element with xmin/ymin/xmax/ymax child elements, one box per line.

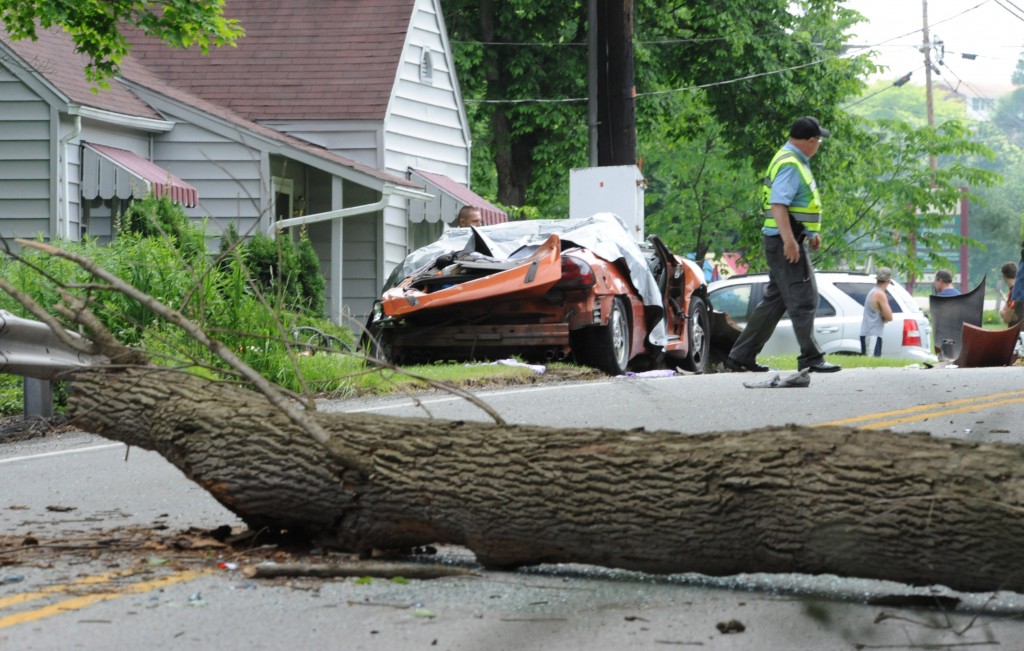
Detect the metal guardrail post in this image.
<box><xmin>23</xmin><ymin>377</ymin><xmax>53</xmax><ymax>418</ymax></box>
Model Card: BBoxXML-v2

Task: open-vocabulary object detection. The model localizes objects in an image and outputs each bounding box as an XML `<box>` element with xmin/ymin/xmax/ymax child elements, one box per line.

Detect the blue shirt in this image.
<box><xmin>935</xmin><ymin>287</ymin><xmax>960</xmax><ymax>297</ymax></box>
<box><xmin>763</xmin><ymin>142</ymin><xmax>813</xmax><ymax>237</ymax></box>
<box><xmin>1012</xmin><ymin>262</ymin><xmax>1024</xmax><ymax>303</ymax></box>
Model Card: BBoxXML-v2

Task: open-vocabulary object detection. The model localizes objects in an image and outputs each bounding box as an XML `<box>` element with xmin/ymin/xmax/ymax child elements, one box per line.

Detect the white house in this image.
<box><xmin>0</xmin><ymin>0</ymin><xmax>506</xmax><ymax>328</ymax></box>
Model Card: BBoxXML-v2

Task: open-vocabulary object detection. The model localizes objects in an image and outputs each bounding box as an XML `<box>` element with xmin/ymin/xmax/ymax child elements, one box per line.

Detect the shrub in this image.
<box><xmin>1</xmin><ymin>194</ymin><xmax>348</xmax><ymax>409</ymax></box>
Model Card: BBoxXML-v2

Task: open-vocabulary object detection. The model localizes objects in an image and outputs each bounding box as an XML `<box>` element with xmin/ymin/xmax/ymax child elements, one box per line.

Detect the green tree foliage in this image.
<box><xmin>847</xmin><ymin>81</ymin><xmax>968</xmax><ymax>127</ymax></box>
<box><xmin>0</xmin><ymin>0</ymin><xmax>243</xmax><ymax>87</ymax></box>
<box><xmin>819</xmin><ymin>118</ymin><xmax>998</xmax><ymax>277</ymax></box>
<box><xmin>633</xmin><ymin>0</ymin><xmax>872</xmax><ymax>162</ymax></box>
<box><xmin>850</xmin><ymin>81</ymin><xmax>1019</xmax><ymax>285</ymax></box>
<box><xmin>446</xmin><ymin>1</ymin><xmax>590</xmax><ymax>213</ymax></box>
<box><xmin>946</xmin><ymin>121</ymin><xmax>1024</xmax><ymax>286</ymax></box>
<box><xmin>991</xmin><ymin>87</ymin><xmax>1024</xmax><ymax>149</ymax></box>
<box><xmin>641</xmin><ymin>93</ymin><xmax>758</xmax><ymax>260</ymax></box>
<box><xmin>445</xmin><ymin>0</ymin><xmax>876</xmax><ymax>218</ymax></box>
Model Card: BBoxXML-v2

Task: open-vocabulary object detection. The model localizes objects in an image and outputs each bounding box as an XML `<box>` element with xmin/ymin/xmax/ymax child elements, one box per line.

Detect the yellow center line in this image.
<box><xmin>815</xmin><ymin>389</ymin><xmax>1024</xmax><ymax>430</ymax></box>
<box><xmin>0</xmin><ymin>569</ymin><xmax>135</xmax><ymax>609</ymax></box>
<box><xmin>0</xmin><ymin>569</ymin><xmax>211</xmax><ymax>630</ymax></box>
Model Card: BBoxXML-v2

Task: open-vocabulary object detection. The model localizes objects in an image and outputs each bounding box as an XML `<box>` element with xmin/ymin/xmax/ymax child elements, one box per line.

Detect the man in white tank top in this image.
<box><xmin>860</xmin><ymin>267</ymin><xmax>893</xmax><ymax>356</ymax></box>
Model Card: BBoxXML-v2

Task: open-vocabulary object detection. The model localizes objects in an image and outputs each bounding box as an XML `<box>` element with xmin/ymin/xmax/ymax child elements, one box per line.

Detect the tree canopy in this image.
<box><xmin>443</xmin><ymin>1</ymin><xmax>1010</xmax><ymax>279</ymax></box>
<box><xmin>1</xmin><ymin>0</ymin><xmax>1016</xmax><ymax>283</ymax></box>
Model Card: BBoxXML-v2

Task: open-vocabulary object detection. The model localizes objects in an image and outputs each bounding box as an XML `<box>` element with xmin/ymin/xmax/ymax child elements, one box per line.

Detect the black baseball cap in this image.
<box><xmin>789</xmin><ymin>116</ymin><xmax>830</xmax><ymax>140</ymax></box>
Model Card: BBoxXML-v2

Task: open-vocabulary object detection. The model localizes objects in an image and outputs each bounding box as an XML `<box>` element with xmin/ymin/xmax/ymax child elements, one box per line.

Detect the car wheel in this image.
<box><xmin>681</xmin><ymin>296</ymin><xmax>710</xmax><ymax>374</ymax></box>
<box><xmin>360</xmin><ymin>323</ymin><xmax>394</xmax><ymax>365</ymax></box>
<box><xmin>584</xmin><ymin>296</ymin><xmax>631</xmax><ymax>375</ymax></box>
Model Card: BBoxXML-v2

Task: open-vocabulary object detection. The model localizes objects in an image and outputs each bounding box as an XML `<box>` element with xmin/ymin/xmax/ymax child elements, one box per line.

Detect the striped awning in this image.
<box><xmin>407</xmin><ymin>169</ymin><xmax>507</xmax><ymax>225</ymax></box>
<box><xmin>81</xmin><ymin>143</ymin><xmax>198</xmax><ymax>207</ymax></box>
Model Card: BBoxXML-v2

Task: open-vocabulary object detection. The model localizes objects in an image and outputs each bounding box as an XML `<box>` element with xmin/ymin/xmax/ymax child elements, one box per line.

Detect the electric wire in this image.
<box><xmin>993</xmin><ymin>0</ymin><xmax>1024</xmax><ymax>21</ymax></box>
<box><xmin>461</xmin><ymin>0</ymin><xmax>1007</xmax><ymax>106</ymax></box>
<box><xmin>841</xmin><ymin>65</ymin><xmax>925</xmax><ymax>111</ymax></box>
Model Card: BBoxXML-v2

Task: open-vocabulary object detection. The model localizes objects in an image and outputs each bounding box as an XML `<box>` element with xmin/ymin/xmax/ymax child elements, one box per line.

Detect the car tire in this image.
<box><xmin>681</xmin><ymin>296</ymin><xmax>710</xmax><ymax>374</ymax></box>
<box><xmin>360</xmin><ymin>323</ymin><xmax>394</xmax><ymax>366</ymax></box>
<box><xmin>582</xmin><ymin>296</ymin><xmax>631</xmax><ymax>375</ymax></box>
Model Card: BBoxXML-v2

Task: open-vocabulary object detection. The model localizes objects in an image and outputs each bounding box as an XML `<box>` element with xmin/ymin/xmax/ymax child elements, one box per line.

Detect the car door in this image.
<box><xmin>710</xmin><ymin>279</ymin><xmax>844</xmax><ymax>355</ymax></box>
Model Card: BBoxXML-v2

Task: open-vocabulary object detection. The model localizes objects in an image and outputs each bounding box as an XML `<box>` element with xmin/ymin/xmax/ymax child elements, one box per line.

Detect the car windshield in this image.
<box><xmin>834</xmin><ymin>282</ymin><xmax>903</xmax><ymax>313</ymax></box>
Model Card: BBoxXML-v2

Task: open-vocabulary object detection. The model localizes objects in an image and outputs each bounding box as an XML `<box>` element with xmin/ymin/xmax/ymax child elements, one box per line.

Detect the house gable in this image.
<box><xmin>385</xmin><ymin>0</ymin><xmax>472</xmax><ymax>180</ymax></box>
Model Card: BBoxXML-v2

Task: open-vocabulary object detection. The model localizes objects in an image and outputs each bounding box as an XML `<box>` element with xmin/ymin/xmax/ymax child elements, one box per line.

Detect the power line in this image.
<box><xmin>462</xmin><ymin>1</ymin><xmax>1004</xmax><ymax>106</ymax></box>
<box><xmin>993</xmin><ymin>0</ymin><xmax>1024</xmax><ymax>20</ymax></box>
<box><xmin>465</xmin><ymin>48</ymin><xmax>857</xmax><ymax>105</ymax></box>
<box><xmin>841</xmin><ymin>66</ymin><xmax>924</xmax><ymax>111</ymax></box>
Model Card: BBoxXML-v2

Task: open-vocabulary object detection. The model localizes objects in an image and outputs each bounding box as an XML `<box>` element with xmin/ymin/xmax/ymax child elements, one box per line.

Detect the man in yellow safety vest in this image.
<box><xmin>724</xmin><ymin>116</ymin><xmax>841</xmax><ymax>374</ymax></box>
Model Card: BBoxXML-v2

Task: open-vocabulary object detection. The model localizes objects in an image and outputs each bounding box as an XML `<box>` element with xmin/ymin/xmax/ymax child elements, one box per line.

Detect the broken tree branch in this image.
<box><xmin>241</xmin><ymin>561</ymin><xmax>475</xmax><ymax>580</ymax></box>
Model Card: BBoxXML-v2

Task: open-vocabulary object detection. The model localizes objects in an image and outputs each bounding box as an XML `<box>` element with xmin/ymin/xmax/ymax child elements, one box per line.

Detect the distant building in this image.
<box><xmin>939</xmin><ymin>80</ymin><xmax>1018</xmax><ymax>121</ymax></box>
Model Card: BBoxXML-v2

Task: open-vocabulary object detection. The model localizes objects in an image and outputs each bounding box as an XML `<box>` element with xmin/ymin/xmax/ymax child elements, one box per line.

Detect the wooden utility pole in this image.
<box><xmin>593</xmin><ymin>0</ymin><xmax>637</xmax><ymax>166</ymax></box>
<box><xmin>922</xmin><ymin>0</ymin><xmax>936</xmax><ymax>170</ymax></box>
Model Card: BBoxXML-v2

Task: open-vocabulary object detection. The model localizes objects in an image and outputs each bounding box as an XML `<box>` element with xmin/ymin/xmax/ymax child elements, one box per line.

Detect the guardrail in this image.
<box><xmin>0</xmin><ymin>310</ymin><xmax>108</xmax><ymax>417</ymax></box>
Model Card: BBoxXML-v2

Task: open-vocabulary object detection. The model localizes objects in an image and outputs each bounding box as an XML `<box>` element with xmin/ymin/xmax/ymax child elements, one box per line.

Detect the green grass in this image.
<box><xmin>0</xmin><ymin>352</ymin><xmax>922</xmax><ymax>417</ymax></box>
<box><xmin>295</xmin><ymin>355</ymin><xmax>591</xmax><ymax>399</ymax></box>
<box><xmin>756</xmin><ymin>354</ymin><xmax>930</xmax><ymax>370</ymax></box>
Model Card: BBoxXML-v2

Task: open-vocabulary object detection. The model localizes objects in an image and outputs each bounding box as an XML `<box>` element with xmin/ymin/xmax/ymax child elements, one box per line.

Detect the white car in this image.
<box><xmin>707</xmin><ymin>271</ymin><xmax>938</xmax><ymax>363</ymax></box>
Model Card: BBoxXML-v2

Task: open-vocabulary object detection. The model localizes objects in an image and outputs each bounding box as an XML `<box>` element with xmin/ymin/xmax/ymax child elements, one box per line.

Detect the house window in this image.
<box><xmin>420</xmin><ymin>47</ymin><xmax>434</xmax><ymax>84</ymax></box>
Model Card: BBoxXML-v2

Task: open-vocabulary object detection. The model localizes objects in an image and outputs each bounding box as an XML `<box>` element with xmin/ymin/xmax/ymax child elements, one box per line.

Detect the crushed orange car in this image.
<box><xmin>361</xmin><ymin>213</ymin><xmax>714</xmax><ymax>375</ymax></box>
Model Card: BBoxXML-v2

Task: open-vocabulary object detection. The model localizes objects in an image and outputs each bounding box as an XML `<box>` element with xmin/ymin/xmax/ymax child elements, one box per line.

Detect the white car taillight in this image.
<box><xmin>902</xmin><ymin>319</ymin><xmax>923</xmax><ymax>347</ymax></box>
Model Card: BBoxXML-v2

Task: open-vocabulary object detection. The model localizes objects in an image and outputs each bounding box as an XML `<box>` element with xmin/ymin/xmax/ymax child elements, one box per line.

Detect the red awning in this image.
<box><xmin>82</xmin><ymin>143</ymin><xmax>198</xmax><ymax>207</ymax></box>
<box><xmin>408</xmin><ymin>169</ymin><xmax>507</xmax><ymax>225</ymax></box>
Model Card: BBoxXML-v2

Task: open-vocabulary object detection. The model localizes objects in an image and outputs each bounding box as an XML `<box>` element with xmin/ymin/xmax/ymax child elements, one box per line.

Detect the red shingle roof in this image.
<box><xmin>0</xmin><ymin>29</ymin><xmax>164</xmax><ymax>120</ymax></box>
<box><xmin>123</xmin><ymin>0</ymin><xmax>417</xmax><ymax>121</ymax></box>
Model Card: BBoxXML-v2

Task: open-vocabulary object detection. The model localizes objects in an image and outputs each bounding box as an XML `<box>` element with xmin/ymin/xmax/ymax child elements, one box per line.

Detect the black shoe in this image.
<box><xmin>801</xmin><ymin>361</ymin><xmax>842</xmax><ymax>373</ymax></box>
<box><xmin>724</xmin><ymin>357</ymin><xmax>770</xmax><ymax>373</ymax></box>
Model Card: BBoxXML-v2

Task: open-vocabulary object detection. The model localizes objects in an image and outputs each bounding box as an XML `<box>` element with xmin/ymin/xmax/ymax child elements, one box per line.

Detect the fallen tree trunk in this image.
<box><xmin>69</xmin><ymin>366</ymin><xmax>1024</xmax><ymax>594</ymax></box>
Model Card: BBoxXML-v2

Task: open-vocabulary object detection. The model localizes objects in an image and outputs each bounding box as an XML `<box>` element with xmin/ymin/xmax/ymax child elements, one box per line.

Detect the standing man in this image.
<box><xmin>725</xmin><ymin>116</ymin><xmax>840</xmax><ymax>373</ymax></box>
<box><xmin>932</xmin><ymin>269</ymin><xmax>960</xmax><ymax>296</ymax></box>
<box><xmin>860</xmin><ymin>267</ymin><xmax>894</xmax><ymax>356</ymax></box>
<box><xmin>999</xmin><ymin>261</ymin><xmax>1023</xmax><ymax>326</ymax></box>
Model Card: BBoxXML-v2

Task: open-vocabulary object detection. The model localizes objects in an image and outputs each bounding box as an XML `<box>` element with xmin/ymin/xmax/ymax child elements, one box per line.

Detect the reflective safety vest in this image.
<box><xmin>762</xmin><ymin>149</ymin><xmax>822</xmax><ymax>233</ymax></box>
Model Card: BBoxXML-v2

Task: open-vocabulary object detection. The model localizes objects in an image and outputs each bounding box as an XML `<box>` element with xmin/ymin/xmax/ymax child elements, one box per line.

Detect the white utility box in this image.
<box><xmin>569</xmin><ymin>165</ymin><xmax>646</xmax><ymax>242</ymax></box>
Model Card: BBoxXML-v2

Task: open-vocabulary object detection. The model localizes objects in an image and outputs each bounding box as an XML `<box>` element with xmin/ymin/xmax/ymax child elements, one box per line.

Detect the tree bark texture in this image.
<box><xmin>70</xmin><ymin>367</ymin><xmax>1024</xmax><ymax>594</ymax></box>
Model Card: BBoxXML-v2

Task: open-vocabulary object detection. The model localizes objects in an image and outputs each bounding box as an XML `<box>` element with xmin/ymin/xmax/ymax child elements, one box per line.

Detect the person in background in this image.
<box><xmin>456</xmin><ymin>205</ymin><xmax>483</xmax><ymax>228</ymax></box>
<box><xmin>724</xmin><ymin>116</ymin><xmax>840</xmax><ymax>373</ymax></box>
<box><xmin>860</xmin><ymin>267</ymin><xmax>894</xmax><ymax>356</ymax></box>
<box><xmin>1000</xmin><ymin>261</ymin><xmax>1023</xmax><ymax>327</ymax></box>
<box><xmin>932</xmin><ymin>269</ymin><xmax>960</xmax><ymax>296</ymax></box>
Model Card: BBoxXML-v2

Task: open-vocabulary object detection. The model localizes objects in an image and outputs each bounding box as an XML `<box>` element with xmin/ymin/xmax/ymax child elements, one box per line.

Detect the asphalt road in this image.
<box><xmin>333</xmin><ymin>365</ymin><xmax>1024</xmax><ymax>443</ymax></box>
<box><xmin>2</xmin><ymin>364</ymin><xmax>1024</xmax><ymax>650</ymax></box>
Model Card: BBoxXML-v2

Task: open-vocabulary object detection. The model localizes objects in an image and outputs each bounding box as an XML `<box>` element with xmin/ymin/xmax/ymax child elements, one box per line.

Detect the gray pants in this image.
<box><xmin>728</xmin><ymin>235</ymin><xmax>825</xmax><ymax>368</ymax></box>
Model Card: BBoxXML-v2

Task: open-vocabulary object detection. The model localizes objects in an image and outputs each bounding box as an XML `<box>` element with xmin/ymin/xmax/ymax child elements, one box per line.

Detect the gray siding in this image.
<box><xmin>258</xmin><ymin>119</ymin><xmax>384</xmax><ymax>168</ymax></box>
<box><xmin>151</xmin><ymin>121</ymin><xmax>265</xmax><ymax>236</ymax></box>
<box><xmin>0</xmin><ymin>69</ymin><xmax>52</xmax><ymax>239</ymax></box>
<box><xmin>378</xmin><ymin>0</ymin><xmax>471</xmax><ymax>273</ymax></box>
<box><xmin>383</xmin><ymin>0</ymin><xmax>469</xmax><ymax>182</ymax></box>
<box><xmin>342</xmin><ymin>213</ymin><xmax>380</xmax><ymax>322</ymax></box>
<box><xmin>72</xmin><ymin>124</ymin><xmax>168</xmax><ymax>241</ymax></box>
